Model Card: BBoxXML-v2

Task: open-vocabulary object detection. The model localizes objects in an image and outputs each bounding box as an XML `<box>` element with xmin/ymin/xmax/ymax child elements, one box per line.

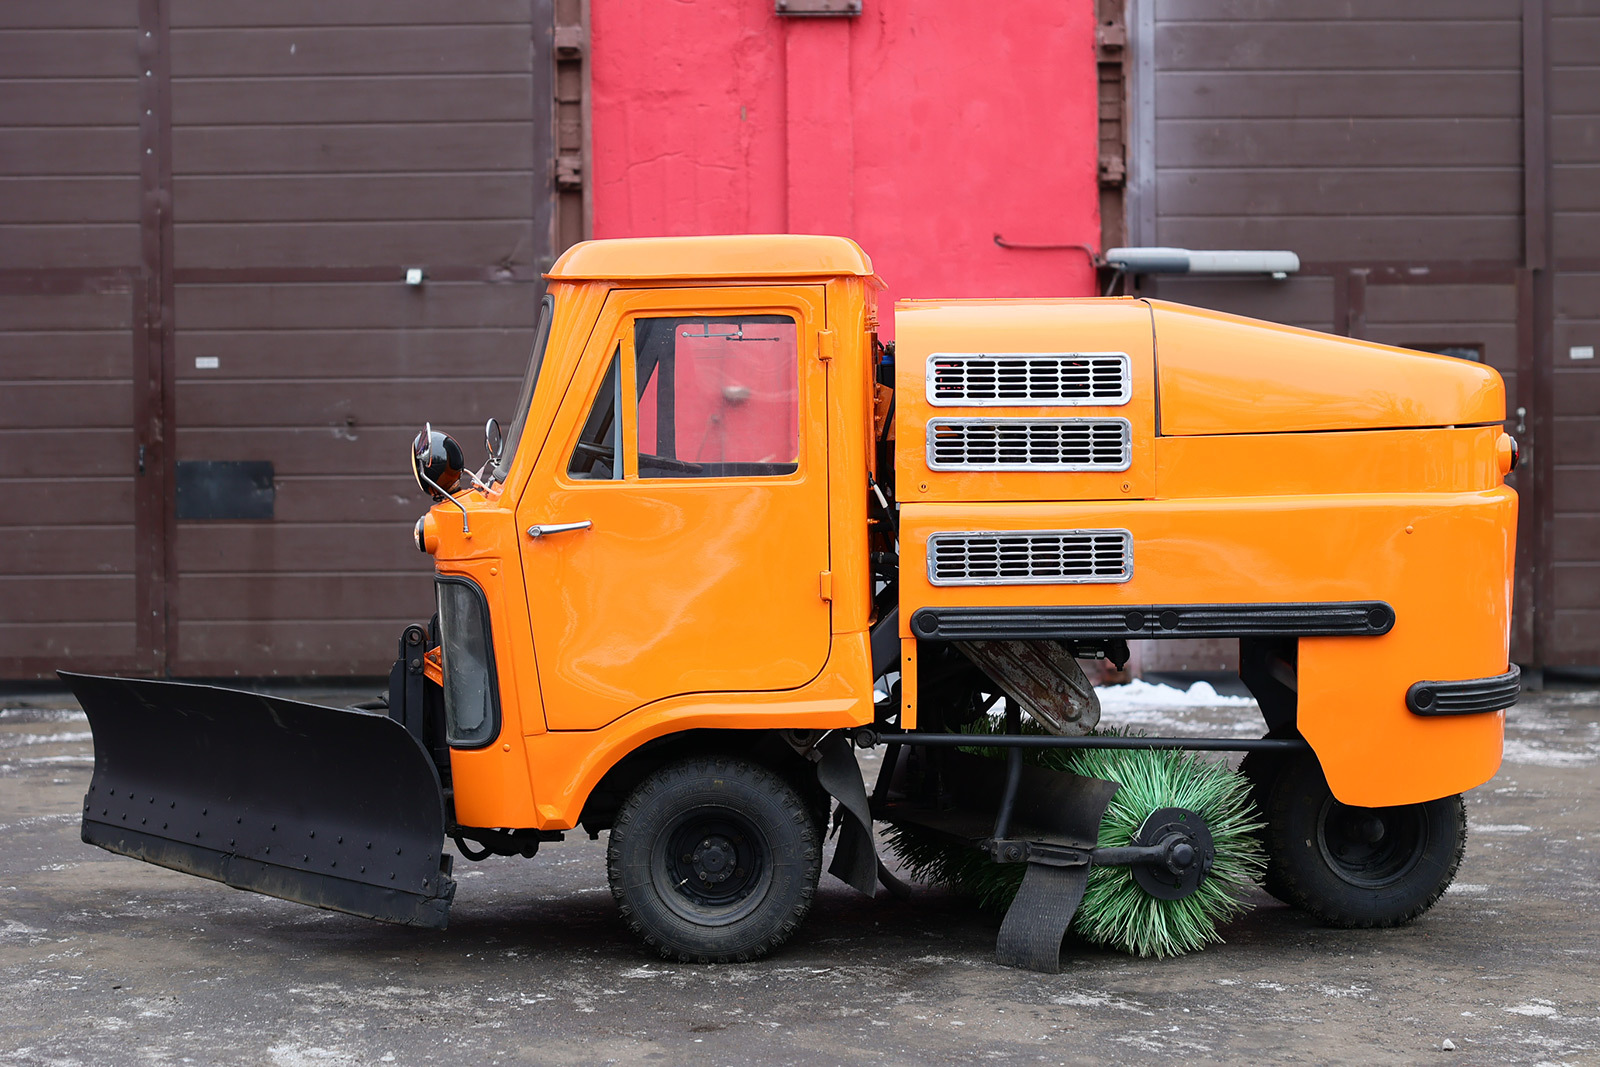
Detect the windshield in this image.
<box><xmin>493</xmin><ymin>294</ymin><xmax>555</xmax><ymax>482</ymax></box>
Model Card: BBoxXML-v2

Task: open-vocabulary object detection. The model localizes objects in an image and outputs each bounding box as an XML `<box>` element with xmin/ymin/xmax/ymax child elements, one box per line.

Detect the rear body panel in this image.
<box><xmin>896</xmin><ymin>298</ymin><xmax>1516</xmax><ymax>807</ymax></box>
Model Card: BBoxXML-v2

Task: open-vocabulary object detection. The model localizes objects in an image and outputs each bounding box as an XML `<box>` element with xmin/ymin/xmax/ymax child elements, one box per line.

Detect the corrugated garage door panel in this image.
<box><xmin>1139</xmin><ymin>0</ymin><xmax>1529</xmax><ymax>674</ymax></box>
<box><xmin>1144</xmin><ymin>276</ymin><xmax>1334</xmax><ymax>333</ymax></box>
<box><xmin>0</xmin><ymin>6</ymin><xmax>140</xmax><ymax>270</ymax></box>
<box><xmin>168</xmin><ymin>0</ymin><xmax>537</xmax><ymax>272</ymax></box>
<box><xmin>170</xmin><ymin>281</ymin><xmax>535</xmax><ymax>676</ymax></box>
<box><xmin>160</xmin><ymin>0</ymin><xmax>546</xmax><ymax>675</ymax></box>
<box><xmin>1549</xmin><ymin>0</ymin><xmax>1600</xmax><ymax>663</ymax></box>
<box><xmin>1152</xmin><ymin>2</ymin><xmax>1524</xmax><ymax>261</ymax></box>
<box><xmin>0</xmin><ymin>2</ymin><xmax>148</xmax><ymax>673</ymax></box>
<box><xmin>0</xmin><ymin>291</ymin><xmax>140</xmax><ymax>663</ymax></box>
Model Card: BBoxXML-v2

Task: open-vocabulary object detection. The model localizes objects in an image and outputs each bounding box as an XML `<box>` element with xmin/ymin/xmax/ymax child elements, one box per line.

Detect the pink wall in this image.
<box><xmin>589</xmin><ymin>1</ymin><xmax>1101</xmax><ymax>335</ymax></box>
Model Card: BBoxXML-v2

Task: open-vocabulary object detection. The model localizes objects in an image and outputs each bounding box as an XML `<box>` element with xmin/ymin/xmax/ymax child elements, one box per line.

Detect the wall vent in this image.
<box><xmin>926</xmin><ymin>352</ymin><xmax>1131</xmax><ymax>406</ymax></box>
<box><xmin>927</xmin><ymin>530</ymin><xmax>1133</xmax><ymax>586</ymax></box>
<box><xmin>926</xmin><ymin>417</ymin><xmax>1130</xmax><ymax>471</ymax></box>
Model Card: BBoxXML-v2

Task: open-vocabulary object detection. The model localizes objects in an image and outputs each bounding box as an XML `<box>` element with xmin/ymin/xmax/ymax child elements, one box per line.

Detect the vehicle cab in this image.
<box><xmin>414</xmin><ymin>235</ymin><xmax>886</xmax><ymax>831</ymax></box>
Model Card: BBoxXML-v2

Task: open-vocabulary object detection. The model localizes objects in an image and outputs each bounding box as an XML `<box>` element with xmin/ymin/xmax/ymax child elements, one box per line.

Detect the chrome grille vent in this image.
<box><xmin>926</xmin><ymin>352</ymin><xmax>1131</xmax><ymax>406</ymax></box>
<box><xmin>927</xmin><ymin>530</ymin><xmax>1133</xmax><ymax>586</ymax></box>
<box><xmin>926</xmin><ymin>418</ymin><xmax>1130</xmax><ymax>471</ymax></box>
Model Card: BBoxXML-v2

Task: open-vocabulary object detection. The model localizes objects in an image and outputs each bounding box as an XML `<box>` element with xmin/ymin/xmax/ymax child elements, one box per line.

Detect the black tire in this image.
<box><xmin>1263</xmin><ymin>753</ymin><xmax>1466</xmax><ymax>928</ymax></box>
<box><xmin>1238</xmin><ymin>750</ymin><xmax>1292</xmax><ymax>904</ymax></box>
<box><xmin>607</xmin><ymin>757</ymin><xmax>821</xmax><ymax>963</ymax></box>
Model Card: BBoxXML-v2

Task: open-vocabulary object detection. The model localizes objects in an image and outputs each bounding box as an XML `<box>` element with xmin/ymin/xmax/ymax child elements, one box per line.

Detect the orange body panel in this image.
<box><xmin>413</xmin><ymin>235</ymin><xmax>1516</xmax><ymax>828</ymax></box>
<box><xmin>1157</xmin><ymin>425</ymin><xmax>1505</xmax><ymax>498</ymax></box>
<box><xmin>898</xmin><ymin>488</ymin><xmax>1515</xmax><ymax>805</ymax></box>
<box><xmin>523</xmin><ymin>632</ymin><xmax>875</xmax><ymax>829</ymax></box>
<box><xmin>895</xmin><ymin>299</ymin><xmax>1157</xmax><ymax>503</ymax></box>
<box><xmin>1151</xmin><ymin>301</ymin><xmax>1506</xmax><ymax>436</ymax></box>
<box><xmin>514</xmin><ymin>285</ymin><xmax>834</xmax><ymax>731</ymax></box>
<box><xmin>894</xmin><ymin>294</ymin><xmax>1514</xmax><ymax>807</ymax></box>
<box><xmin>425</xmin><ymin>502</ymin><xmax>542</xmax><ymax>828</ymax></box>
<box><xmin>546</xmin><ymin>233</ymin><xmax>875</xmax><ymax>282</ymax></box>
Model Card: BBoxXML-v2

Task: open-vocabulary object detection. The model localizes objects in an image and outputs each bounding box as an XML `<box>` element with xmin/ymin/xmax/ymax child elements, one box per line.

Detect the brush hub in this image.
<box><xmin>1129</xmin><ymin>807</ymin><xmax>1215</xmax><ymax>901</ymax></box>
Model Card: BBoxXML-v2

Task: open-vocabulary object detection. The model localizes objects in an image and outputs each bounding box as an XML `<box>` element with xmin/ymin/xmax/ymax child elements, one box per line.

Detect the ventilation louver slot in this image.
<box><xmin>926</xmin><ymin>417</ymin><xmax>1130</xmax><ymax>471</ymax></box>
<box><xmin>926</xmin><ymin>352</ymin><xmax>1131</xmax><ymax>406</ymax></box>
<box><xmin>927</xmin><ymin>530</ymin><xmax>1133</xmax><ymax>586</ymax></box>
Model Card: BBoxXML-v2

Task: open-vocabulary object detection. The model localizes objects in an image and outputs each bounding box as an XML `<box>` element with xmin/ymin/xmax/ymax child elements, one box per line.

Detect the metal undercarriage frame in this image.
<box><xmin>860</xmin><ymin>726</ymin><xmax>1310</xmax><ymax>972</ymax></box>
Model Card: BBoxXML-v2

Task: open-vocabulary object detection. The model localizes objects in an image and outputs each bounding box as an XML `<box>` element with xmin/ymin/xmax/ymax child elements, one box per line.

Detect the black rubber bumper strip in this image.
<box><xmin>1407</xmin><ymin>664</ymin><xmax>1521</xmax><ymax>716</ymax></box>
<box><xmin>908</xmin><ymin>601</ymin><xmax>1395</xmax><ymax>641</ymax></box>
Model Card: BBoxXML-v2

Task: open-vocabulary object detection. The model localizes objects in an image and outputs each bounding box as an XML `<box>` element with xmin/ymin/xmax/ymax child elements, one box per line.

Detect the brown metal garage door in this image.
<box><xmin>0</xmin><ymin>3</ymin><xmax>161</xmax><ymax>678</ymax></box>
<box><xmin>1549</xmin><ymin>0</ymin><xmax>1600</xmax><ymax>666</ymax></box>
<box><xmin>1</xmin><ymin>0</ymin><xmax>559</xmax><ymax>679</ymax></box>
<box><xmin>1126</xmin><ymin>0</ymin><xmax>1594</xmax><ymax>676</ymax></box>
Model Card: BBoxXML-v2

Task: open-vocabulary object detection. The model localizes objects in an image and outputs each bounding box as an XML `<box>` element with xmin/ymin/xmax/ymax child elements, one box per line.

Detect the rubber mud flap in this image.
<box><xmin>63</xmin><ymin>672</ymin><xmax>456</xmax><ymax>928</ymax></box>
<box><xmin>996</xmin><ymin>862</ymin><xmax>1091</xmax><ymax>974</ymax></box>
<box><xmin>815</xmin><ymin>732</ymin><xmax>881</xmax><ymax>896</ymax></box>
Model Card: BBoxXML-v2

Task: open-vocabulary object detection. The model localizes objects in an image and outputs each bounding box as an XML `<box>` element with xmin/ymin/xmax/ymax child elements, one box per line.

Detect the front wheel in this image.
<box><xmin>1263</xmin><ymin>753</ymin><xmax>1466</xmax><ymax>928</ymax></box>
<box><xmin>607</xmin><ymin>757</ymin><xmax>821</xmax><ymax>962</ymax></box>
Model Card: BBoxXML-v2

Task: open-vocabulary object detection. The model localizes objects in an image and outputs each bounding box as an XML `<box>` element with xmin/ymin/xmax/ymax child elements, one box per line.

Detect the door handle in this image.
<box><xmin>526</xmin><ymin>520</ymin><xmax>592</xmax><ymax>539</ymax></box>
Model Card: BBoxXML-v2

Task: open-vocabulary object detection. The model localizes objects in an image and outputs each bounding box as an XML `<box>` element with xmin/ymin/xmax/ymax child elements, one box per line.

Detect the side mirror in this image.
<box><xmin>484</xmin><ymin>417</ymin><xmax>505</xmax><ymax>466</ymax></box>
<box><xmin>411</xmin><ymin>423</ymin><xmax>465</xmax><ymax>501</ymax></box>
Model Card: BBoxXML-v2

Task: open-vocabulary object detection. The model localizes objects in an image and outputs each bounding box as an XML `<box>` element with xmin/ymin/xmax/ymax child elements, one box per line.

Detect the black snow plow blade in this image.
<box><xmin>63</xmin><ymin>672</ymin><xmax>456</xmax><ymax>929</ymax></box>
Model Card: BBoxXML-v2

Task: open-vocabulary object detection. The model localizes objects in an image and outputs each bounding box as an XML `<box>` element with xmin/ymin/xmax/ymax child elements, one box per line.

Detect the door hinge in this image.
<box><xmin>819</xmin><ymin>570</ymin><xmax>833</xmax><ymax>602</ymax></box>
<box><xmin>817</xmin><ymin>328</ymin><xmax>835</xmax><ymax>362</ymax></box>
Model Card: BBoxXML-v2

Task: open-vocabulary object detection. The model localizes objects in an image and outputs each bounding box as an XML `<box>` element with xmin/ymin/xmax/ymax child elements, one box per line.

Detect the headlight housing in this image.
<box><xmin>434</xmin><ymin>577</ymin><xmax>500</xmax><ymax>748</ymax></box>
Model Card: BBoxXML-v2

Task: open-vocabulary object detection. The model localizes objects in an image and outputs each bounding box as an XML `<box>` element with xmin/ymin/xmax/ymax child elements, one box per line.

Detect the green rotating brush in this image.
<box><xmin>885</xmin><ymin>728</ymin><xmax>1266</xmax><ymax>959</ymax></box>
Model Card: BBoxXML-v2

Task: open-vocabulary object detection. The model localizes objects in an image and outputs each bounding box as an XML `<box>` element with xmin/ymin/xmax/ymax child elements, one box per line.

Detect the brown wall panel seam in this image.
<box><xmin>157</xmin><ymin>0</ymin><xmax>178</xmax><ymax>677</ymax></box>
<box><xmin>0</xmin><ymin>269</ymin><xmax>136</xmax><ymax>295</ymax></box>
<box><xmin>136</xmin><ymin>0</ymin><xmax>168</xmax><ymax>676</ymax></box>
<box><xmin>1298</xmin><ymin>260</ymin><xmax>1520</xmax><ymax>285</ymax></box>
<box><xmin>531</xmin><ymin>0</ymin><xmax>556</xmax><ymax>274</ymax></box>
<box><xmin>581</xmin><ymin>0</ymin><xmax>593</xmax><ymax>243</ymax></box>
<box><xmin>1345</xmin><ymin>268</ymin><xmax>1368</xmax><ymax>339</ymax></box>
<box><xmin>1526</xmin><ymin>0</ymin><xmax>1556</xmax><ymax>670</ymax></box>
<box><xmin>169</xmin><ymin>265</ymin><xmax>546</xmax><ymax>285</ymax></box>
<box><xmin>1513</xmin><ymin>267</ymin><xmax>1539</xmax><ymax>664</ymax></box>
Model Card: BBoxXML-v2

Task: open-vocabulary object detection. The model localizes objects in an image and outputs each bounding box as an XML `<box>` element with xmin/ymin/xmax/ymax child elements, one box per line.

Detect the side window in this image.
<box><xmin>633</xmin><ymin>315</ymin><xmax>800</xmax><ymax>479</ymax></box>
<box><xmin>567</xmin><ymin>348</ymin><xmax>620</xmax><ymax>480</ymax></box>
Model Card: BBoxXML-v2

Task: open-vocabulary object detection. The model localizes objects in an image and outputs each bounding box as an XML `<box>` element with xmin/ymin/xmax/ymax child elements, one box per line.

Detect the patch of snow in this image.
<box><xmin>1502</xmin><ymin>740</ymin><xmax>1598</xmax><ymax>768</ymax></box>
<box><xmin>1095</xmin><ymin>679</ymin><xmax>1256</xmax><ymax>709</ymax></box>
<box><xmin>1505</xmin><ymin>1002</ymin><xmax>1559</xmax><ymax>1018</ymax></box>
<box><xmin>1050</xmin><ymin>992</ymin><xmax>1153</xmax><ymax>1015</ymax></box>
<box><xmin>268</xmin><ymin>1045</ymin><xmax>362</xmax><ymax>1067</ymax></box>
<box><xmin>1471</xmin><ymin>824</ymin><xmax>1533</xmax><ymax>834</ymax></box>
<box><xmin>0</xmin><ymin>708</ymin><xmax>88</xmax><ymax>723</ymax></box>
<box><xmin>0</xmin><ymin>812</ymin><xmax>77</xmax><ymax>833</ymax></box>
<box><xmin>0</xmin><ymin>732</ymin><xmax>92</xmax><ymax>750</ymax></box>
<box><xmin>0</xmin><ymin>919</ymin><xmax>46</xmax><ymax>942</ymax></box>
<box><xmin>1446</xmin><ymin>883</ymin><xmax>1489</xmax><ymax>894</ymax></box>
<box><xmin>1317</xmin><ymin>984</ymin><xmax>1373</xmax><ymax>999</ymax></box>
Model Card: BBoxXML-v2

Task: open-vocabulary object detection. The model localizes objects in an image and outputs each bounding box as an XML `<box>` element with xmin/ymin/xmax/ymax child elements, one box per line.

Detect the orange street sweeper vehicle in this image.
<box><xmin>66</xmin><ymin>235</ymin><xmax>1520</xmax><ymax>972</ymax></box>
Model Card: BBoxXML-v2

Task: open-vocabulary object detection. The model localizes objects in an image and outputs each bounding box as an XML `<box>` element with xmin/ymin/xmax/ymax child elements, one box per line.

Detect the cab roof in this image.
<box><xmin>545</xmin><ymin>234</ymin><xmax>874</xmax><ymax>281</ymax></box>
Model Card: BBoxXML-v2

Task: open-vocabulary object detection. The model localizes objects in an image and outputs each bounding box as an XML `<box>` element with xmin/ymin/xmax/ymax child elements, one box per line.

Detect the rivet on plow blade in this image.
<box><xmin>62</xmin><ymin>672</ymin><xmax>457</xmax><ymax>929</ymax></box>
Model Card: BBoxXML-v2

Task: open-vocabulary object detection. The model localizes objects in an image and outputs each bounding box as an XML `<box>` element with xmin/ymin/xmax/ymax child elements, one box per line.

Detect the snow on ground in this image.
<box><xmin>1094</xmin><ymin>679</ymin><xmax>1255</xmax><ymax>710</ymax></box>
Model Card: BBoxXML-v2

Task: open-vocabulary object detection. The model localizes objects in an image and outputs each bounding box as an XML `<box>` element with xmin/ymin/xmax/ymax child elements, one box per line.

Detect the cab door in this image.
<box><xmin>516</xmin><ymin>286</ymin><xmax>832</xmax><ymax>731</ymax></box>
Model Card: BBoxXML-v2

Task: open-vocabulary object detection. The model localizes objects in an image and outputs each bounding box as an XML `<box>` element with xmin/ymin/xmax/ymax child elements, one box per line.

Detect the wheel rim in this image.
<box><xmin>1315</xmin><ymin>797</ymin><xmax>1428</xmax><ymax>889</ymax></box>
<box><xmin>650</xmin><ymin>805</ymin><xmax>773</xmax><ymax>927</ymax></box>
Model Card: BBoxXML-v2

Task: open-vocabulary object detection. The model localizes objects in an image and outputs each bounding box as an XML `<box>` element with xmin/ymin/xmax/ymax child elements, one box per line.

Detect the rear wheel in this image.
<box><xmin>1263</xmin><ymin>753</ymin><xmax>1465</xmax><ymax>928</ymax></box>
<box><xmin>607</xmin><ymin>757</ymin><xmax>821</xmax><ymax>962</ymax></box>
